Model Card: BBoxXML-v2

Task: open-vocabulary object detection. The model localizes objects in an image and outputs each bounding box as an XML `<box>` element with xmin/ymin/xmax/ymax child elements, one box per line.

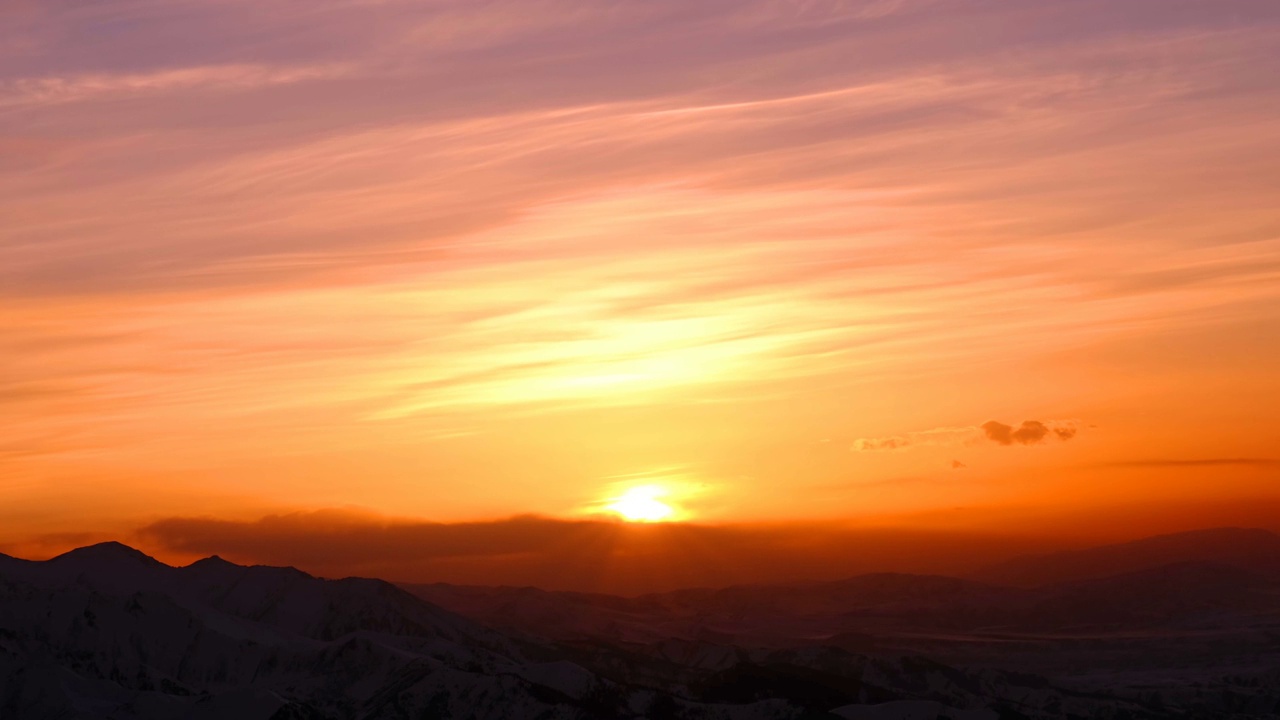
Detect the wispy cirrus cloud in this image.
<box><xmin>853</xmin><ymin>426</ymin><xmax>978</xmax><ymax>452</ymax></box>
<box><xmin>1094</xmin><ymin>458</ymin><xmax>1280</xmax><ymax>469</ymax></box>
<box><xmin>853</xmin><ymin>420</ymin><xmax>1080</xmax><ymax>451</ymax></box>
<box><xmin>1</xmin><ymin>0</ymin><xmax>1278</xmax><ymax>530</ymax></box>
<box><xmin>0</xmin><ymin>63</ymin><xmax>356</xmax><ymax>109</ymax></box>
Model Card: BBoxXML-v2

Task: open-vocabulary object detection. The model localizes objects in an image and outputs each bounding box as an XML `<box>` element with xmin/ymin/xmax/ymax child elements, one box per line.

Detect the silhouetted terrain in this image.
<box><xmin>408</xmin><ymin>528</ymin><xmax>1280</xmax><ymax>718</ymax></box>
<box><xmin>970</xmin><ymin>528</ymin><xmax>1280</xmax><ymax>587</ymax></box>
<box><xmin>3</xmin><ymin>529</ymin><xmax>1280</xmax><ymax>719</ymax></box>
<box><xmin>409</xmin><ymin>528</ymin><xmax>1280</xmax><ymax>640</ymax></box>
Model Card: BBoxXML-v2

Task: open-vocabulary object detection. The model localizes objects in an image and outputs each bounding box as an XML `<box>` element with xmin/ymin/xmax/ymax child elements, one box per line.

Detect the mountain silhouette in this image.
<box><xmin>970</xmin><ymin>527</ymin><xmax>1280</xmax><ymax>587</ymax></box>
<box><xmin>3</xmin><ymin>536</ymin><xmax>1279</xmax><ymax>718</ymax></box>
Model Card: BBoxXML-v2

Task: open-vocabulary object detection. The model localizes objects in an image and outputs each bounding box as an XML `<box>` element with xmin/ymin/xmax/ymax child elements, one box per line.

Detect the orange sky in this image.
<box><xmin>2</xmin><ymin>1</ymin><xmax>1279</xmax><ymax>586</ymax></box>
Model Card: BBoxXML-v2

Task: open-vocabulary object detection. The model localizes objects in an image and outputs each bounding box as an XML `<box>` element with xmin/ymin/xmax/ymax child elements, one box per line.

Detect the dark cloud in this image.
<box><xmin>950</xmin><ymin>460</ymin><xmax>967</xmax><ymax>470</ymax></box>
<box><xmin>143</xmin><ymin>512</ymin><xmax>600</xmax><ymax>562</ymax></box>
<box><xmin>982</xmin><ymin>420</ymin><xmax>1077</xmax><ymax>446</ymax></box>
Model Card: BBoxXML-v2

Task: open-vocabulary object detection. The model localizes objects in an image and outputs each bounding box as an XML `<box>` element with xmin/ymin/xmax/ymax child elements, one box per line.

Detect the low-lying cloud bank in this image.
<box><xmin>11</xmin><ymin>496</ymin><xmax>1280</xmax><ymax>594</ymax></box>
<box><xmin>135</xmin><ymin>511</ymin><xmax>1052</xmax><ymax>594</ymax></box>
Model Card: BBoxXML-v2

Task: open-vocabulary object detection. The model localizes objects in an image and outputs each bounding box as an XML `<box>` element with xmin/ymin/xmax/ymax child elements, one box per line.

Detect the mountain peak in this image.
<box><xmin>184</xmin><ymin>554</ymin><xmax>242</xmax><ymax>571</ymax></box>
<box><xmin>189</xmin><ymin>554</ymin><xmax>232</xmax><ymax>565</ymax></box>
<box><xmin>51</xmin><ymin>541</ymin><xmax>165</xmax><ymax>567</ymax></box>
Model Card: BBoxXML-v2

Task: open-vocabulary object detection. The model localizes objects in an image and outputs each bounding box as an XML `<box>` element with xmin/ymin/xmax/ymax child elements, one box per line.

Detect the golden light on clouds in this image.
<box><xmin>1</xmin><ymin>1</ymin><xmax>1278</xmax><ymax>562</ymax></box>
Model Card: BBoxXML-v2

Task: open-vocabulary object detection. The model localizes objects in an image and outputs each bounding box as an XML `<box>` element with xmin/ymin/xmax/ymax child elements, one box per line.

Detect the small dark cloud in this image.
<box><xmin>982</xmin><ymin>420</ymin><xmax>1076</xmax><ymax>446</ymax></box>
<box><xmin>950</xmin><ymin>460</ymin><xmax>966</xmax><ymax>470</ymax></box>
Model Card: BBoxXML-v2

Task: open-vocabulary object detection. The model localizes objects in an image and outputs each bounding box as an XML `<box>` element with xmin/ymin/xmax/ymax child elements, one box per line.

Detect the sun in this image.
<box><xmin>606</xmin><ymin>485</ymin><xmax>674</xmax><ymax>522</ymax></box>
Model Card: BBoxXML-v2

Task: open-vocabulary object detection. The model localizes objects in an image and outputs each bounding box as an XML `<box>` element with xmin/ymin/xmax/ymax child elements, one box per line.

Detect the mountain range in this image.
<box><xmin>3</xmin><ymin>528</ymin><xmax>1279</xmax><ymax>719</ymax></box>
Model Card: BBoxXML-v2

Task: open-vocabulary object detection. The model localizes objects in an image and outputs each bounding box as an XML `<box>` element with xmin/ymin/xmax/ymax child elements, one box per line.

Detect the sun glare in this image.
<box><xmin>606</xmin><ymin>485</ymin><xmax>675</xmax><ymax>522</ymax></box>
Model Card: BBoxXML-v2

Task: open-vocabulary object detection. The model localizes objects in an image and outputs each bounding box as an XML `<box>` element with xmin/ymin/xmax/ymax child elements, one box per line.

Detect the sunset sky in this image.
<box><xmin>3</xmin><ymin>1</ymin><xmax>1278</xmax><ymax>590</ymax></box>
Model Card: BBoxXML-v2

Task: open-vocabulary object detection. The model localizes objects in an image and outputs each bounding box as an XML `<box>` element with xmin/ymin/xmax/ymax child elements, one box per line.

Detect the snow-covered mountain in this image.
<box><xmin>3</xmin><ymin>542</ymin><xmax>1276</xmax><ymax>719</ymax></box>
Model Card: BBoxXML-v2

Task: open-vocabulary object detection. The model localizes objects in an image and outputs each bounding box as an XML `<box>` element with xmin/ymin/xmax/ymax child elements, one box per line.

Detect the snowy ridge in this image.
<box><xmin>3</xmin><ymin>541</ymin><xmax>1277</xmax><ymax>719</ymax></box>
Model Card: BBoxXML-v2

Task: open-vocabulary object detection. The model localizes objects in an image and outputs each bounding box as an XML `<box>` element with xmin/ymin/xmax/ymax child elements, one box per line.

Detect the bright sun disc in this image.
<box><xmin>606</xmin><ymin>485</ymin><xmax>674</xmax><ymax>522</ymax></box>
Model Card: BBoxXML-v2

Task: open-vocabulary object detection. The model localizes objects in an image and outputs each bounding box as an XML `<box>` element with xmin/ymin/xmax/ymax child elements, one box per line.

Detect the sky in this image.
<box><xmin>2</xmin><ymin>0</ymin><xmax>1279</xmax><ymax>591</ymax></box>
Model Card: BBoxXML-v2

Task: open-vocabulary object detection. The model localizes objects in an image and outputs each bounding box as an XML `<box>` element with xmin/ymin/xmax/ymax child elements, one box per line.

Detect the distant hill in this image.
<box><xmin>970</xmin><ymin>527</ymin><xmax>1280</xmax><ymax>587</ymax></box>
<box><xmin>408</xmin><ymin>543</ymin><xmax>1280</xmax><ymax>643</ymax></box>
